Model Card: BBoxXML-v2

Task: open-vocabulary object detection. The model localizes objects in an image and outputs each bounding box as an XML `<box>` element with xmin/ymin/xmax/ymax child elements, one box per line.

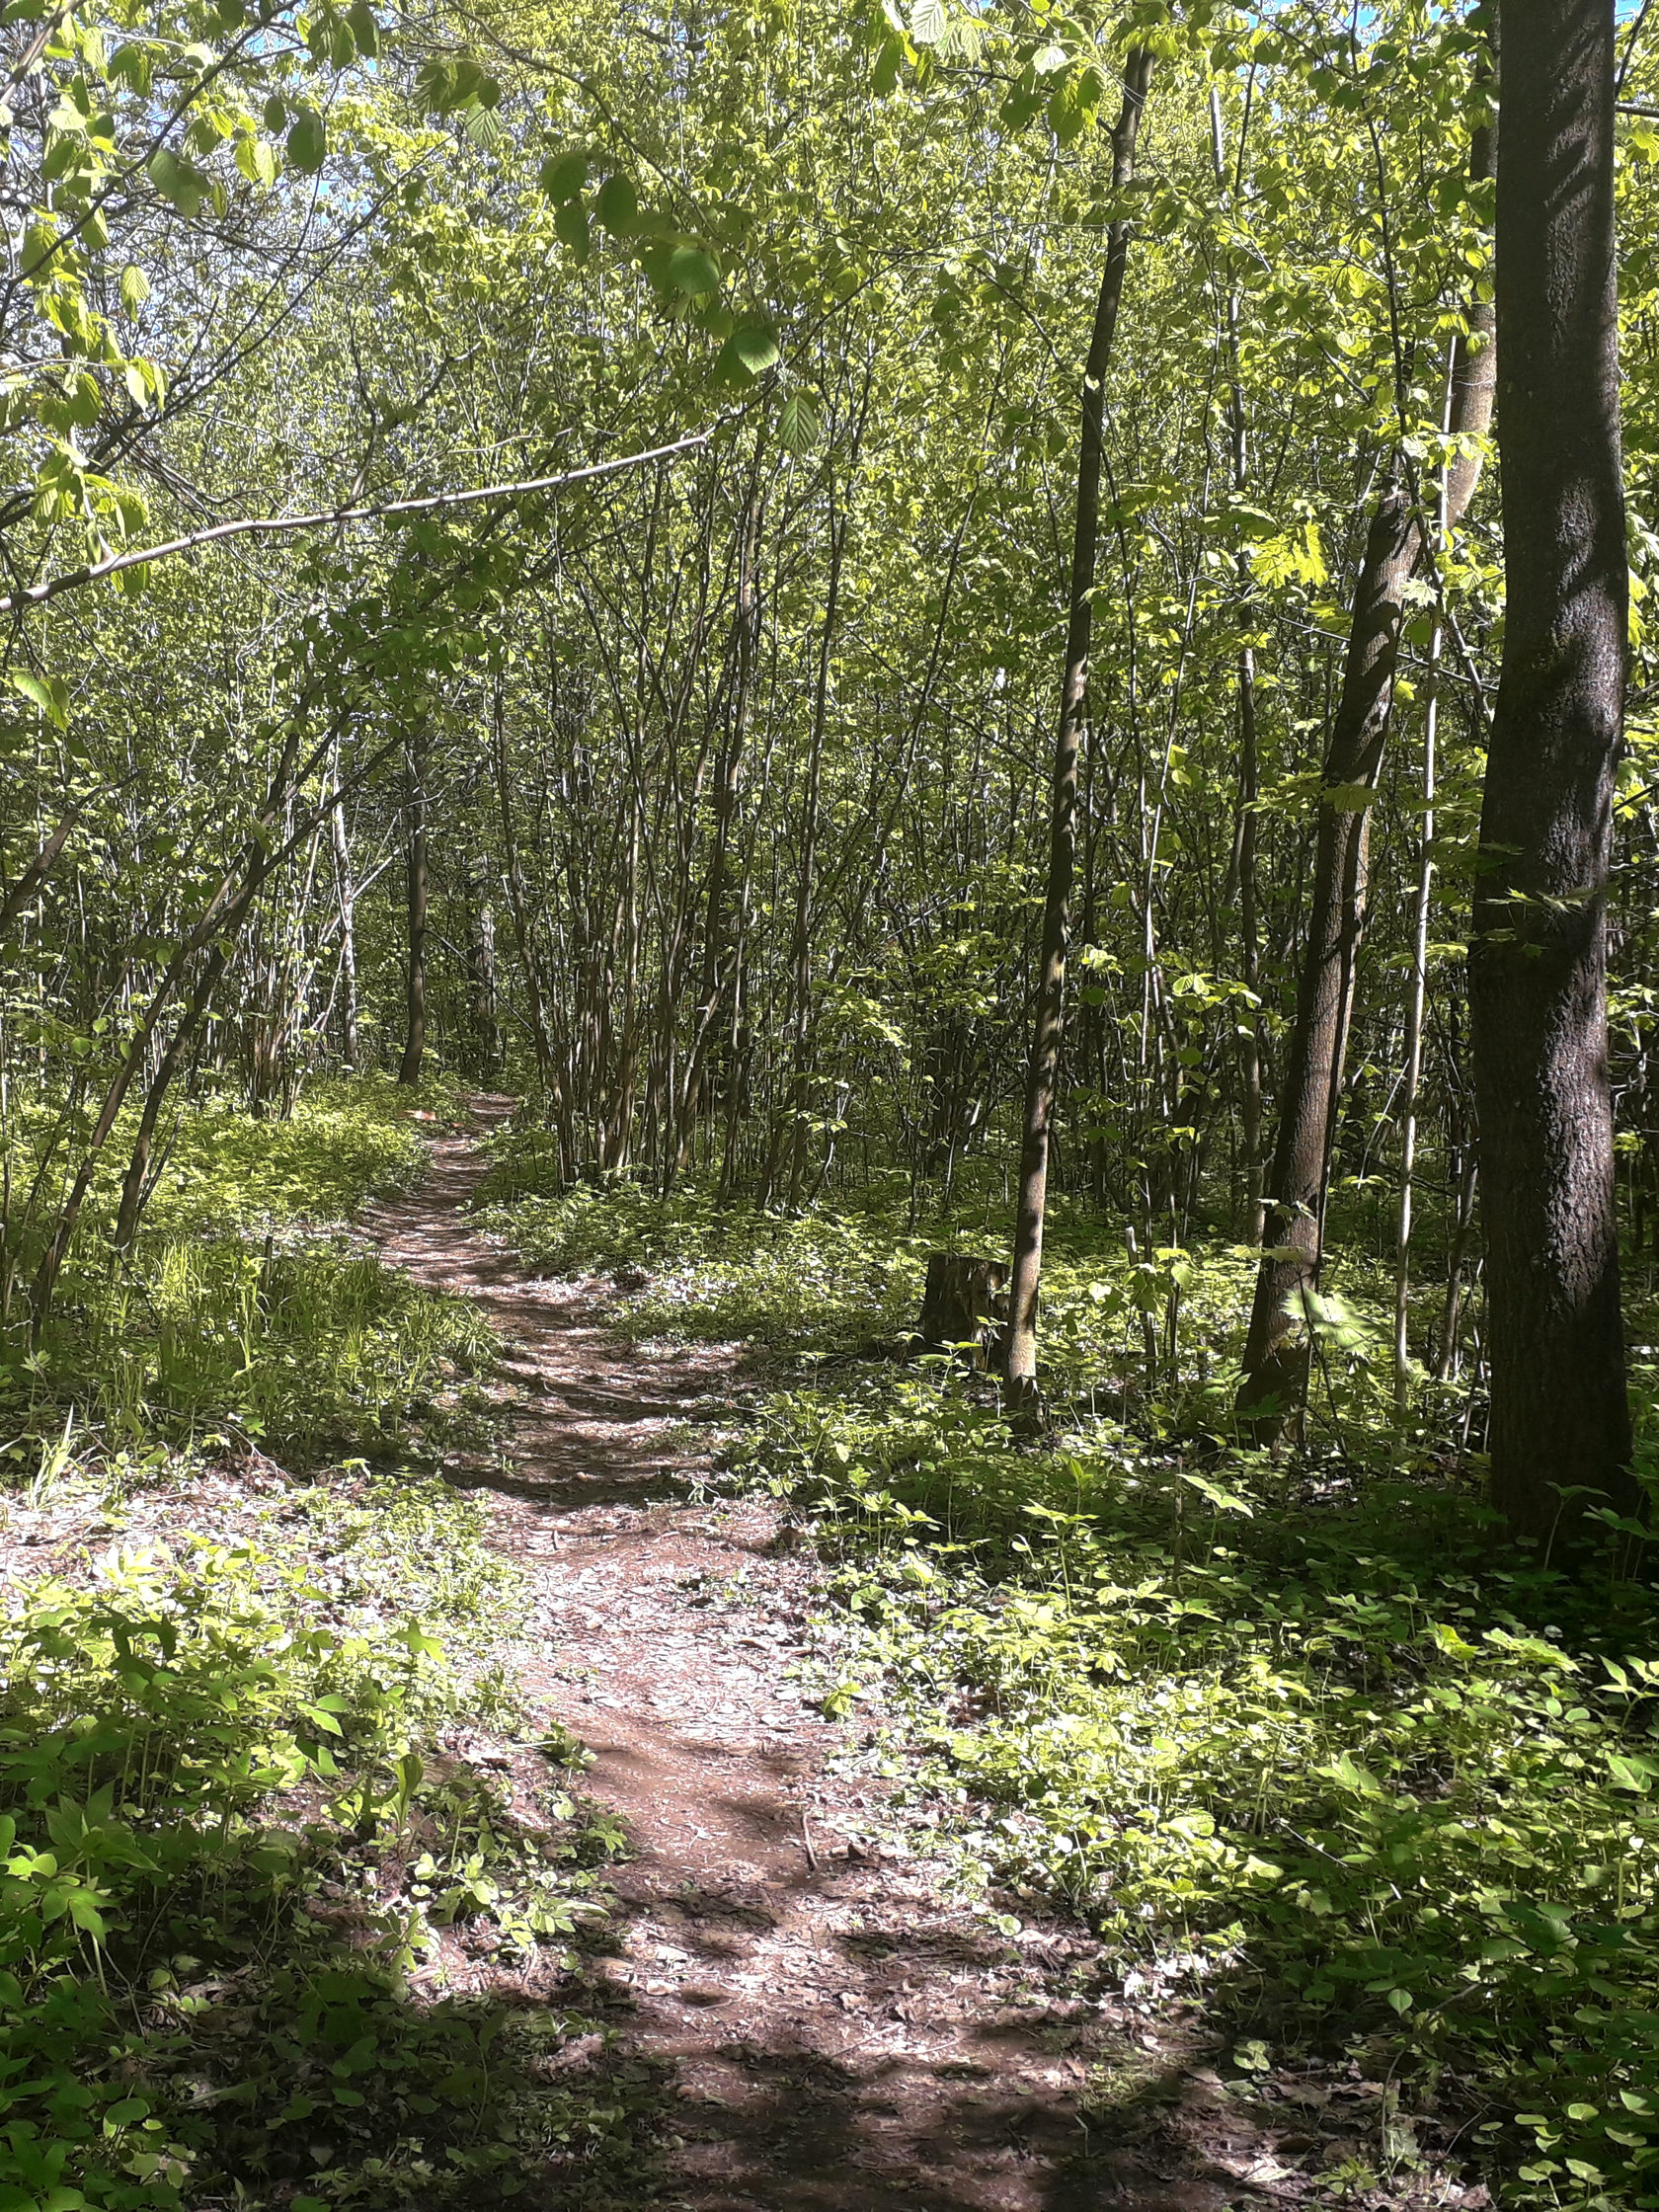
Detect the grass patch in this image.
<box><xmin>471</xmin><ymin>1165</ymin><xmax>935</xmax><ymax>1353</ymax></box>
<box><xmin>140</xmin><ymin>1073</ymin><xmax>458</xmax><ymax>1243</ymax></box>
<box><xmin>4</xmin><ymin>1075</ymin><xmax>492</xmax><ymax>1467</ymax></box>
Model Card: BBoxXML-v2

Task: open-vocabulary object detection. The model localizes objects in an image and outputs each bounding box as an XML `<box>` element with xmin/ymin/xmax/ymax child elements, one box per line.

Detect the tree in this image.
<box><xmin>1467</xmin><ymin>0</ymin><xmax>1639</xmax><ymax>1542</ymax></box>
<box><xmin>1236</xmin><ymin>79</ymin><xmax>1497</xmax><ymax>1441</ymax></box>
<box><xmin>1003</xmin><ymin>46</ymin><xmax>1152</xmax><ymax>1411</ymax></box>
<box><xmin>398</xmin><ymin>735</ymin><xmax>430</xmax><ymax>1088</ymax></box>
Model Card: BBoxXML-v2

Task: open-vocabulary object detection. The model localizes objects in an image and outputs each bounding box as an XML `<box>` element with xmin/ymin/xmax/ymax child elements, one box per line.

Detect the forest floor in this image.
<box><xmin>362</xmin><ymin>1100</ymin><xmax>1444</xmax><ymax>2212</ymax></box>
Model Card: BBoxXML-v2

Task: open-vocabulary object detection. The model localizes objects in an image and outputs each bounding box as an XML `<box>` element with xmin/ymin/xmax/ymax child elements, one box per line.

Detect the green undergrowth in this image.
<box><xmin>743</xmin><ymin>1372</ymin><xmax>1659</xmax><ymax>2205</ymax></box>
<box><xmin>139</xmin><ymin>1073</ymin><xmax>464</xmax><ymax>1242</ymax></box>
<box><xmin>472</xmin><ymin>1156</ymin><xmax>930</xmax><ymax>1351</ymax></box>
<box><xmin>0</xmin><ymin>1462</ymin><xmax>646</xmax><ymax>2212</ymax></box>
<box><xmin>473</xmin><ymin>1145</ymin><xmax>1440</xmax><ymax>1450</ymax></box>
<box><xmin>14</xmin><ymin>1238</ymin><xmax>498</xmax><ymax>1466</ymax></box>
<box><xmin>4</xmin><ymin>1074</ymin><xmax>493</xmax><ymax>1465</ymax></box>
<box><xmin>0</xmin><ymin>1081</ymin><xmax>655</xmax><ymax>2212</ymax></box>
<box><xmin>482</xmin><ymin>1157</ymin><xmax>1659</xmax><ymax>2210</ymax></box>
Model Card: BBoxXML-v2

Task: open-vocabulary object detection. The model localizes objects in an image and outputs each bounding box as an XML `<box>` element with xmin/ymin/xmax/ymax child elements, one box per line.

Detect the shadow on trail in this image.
<box><xmin>361</xmin><ymin>1101</ymin><xmax>1428</xmax><ymax>2211</ymax></box>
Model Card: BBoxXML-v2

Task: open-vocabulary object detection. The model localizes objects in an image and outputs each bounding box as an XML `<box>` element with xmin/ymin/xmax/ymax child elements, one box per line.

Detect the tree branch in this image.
<box><xmin>0</xmin><ymin>428</ymin><xmax>718</xmax><ymax>616</ymax></box>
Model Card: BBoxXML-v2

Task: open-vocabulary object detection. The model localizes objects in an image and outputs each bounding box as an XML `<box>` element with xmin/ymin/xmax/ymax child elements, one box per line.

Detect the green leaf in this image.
<box><xmin>540</xmin><ymin>150</ymin><xmax>587</xmax><ymax>203</ymax></box>
<box><xmin>1318</xmin><ymin>1749</ymin><xmax>1383</xmax><ymax>1797</ymax></box>
<box><xmin>715</xmin><ymin>322</ymin><xmax>780</xmax><ymax>383</ymax></box>
<box><xmin>463</xmin><ymin>102</ymin><xmax>504</xmax><ymax>150</ymax></box>
<box><xmin>346</xmin><ymin>0</ymin><xmax>378</xmax><ymax>56</ymax></box>
<box><xmin>1607</xmin><ymin>1751</ymin><xmax>1656</xmax><ymax>1793</ymax></box>
<box><xmin>147</xmin><ymin>146</ymin><xmax>206</xmax><ymax>217</ymax></box>
<box><xmin>911</xmin><ymin>0</ymin><xmax>945</xmax><ymax>42</ymax></box>
<box><xmin>778</xmin><ymin>390</ymin><xmax>821</xmax><ymax>455</ymax></box>
<box><xmin>235</xmin><ymin>134</ymin><xmax>276</xmax><ymax>189</ymax></box>
<box><xmin>554</xmin><ymin>199</ymin><xmax>591</xmax><ymax>263</ymax></box>
<box><xmin>1166</xmin><ymin>1809</ymin><xmax>1215</xmax><ymax>1840</ymax></box>
<box><xmin>109</xmin><ymin>41</ymin><xmax>152</xmax><ymax>92</ymax></box>
<box><xmin>731</xmin><ymin>322</ymin><xmax>780</xmax><ymax>374</ymax></box>
<box><xmin>415</xmin><ymin>57</ymin><xmax>455</xmax><ymax>109</ymax></box>
<box><xmin>1324</xmin><ymin>782</ymin><xmax>1378</xmax><ymax>812</ymax></box>
<box><xmin>118</xmin><ymin>264</ymin><xmax>150</xmax><ymax>317</ymax></box>
<box><xmin>11</xmin><ymin>670</ymin><xmax>69</xmax><ymax>728</ymax></box>
<box><xmin>667</xmin><ymin>244</ymin><xmax>721</xmax><ymax>296</ymax></box>
<box><xmin>417</xmin><ymin>56</ymin><xmax>499</xmax><ymax>114</ymax></box>
<box><xmin>286</xmin><ymin>107</ymin><xmax>327</xmax><ymax>175</ymax></box>
<box><xmin>594</xmin><ymin>173</ymin><xmax>638</xmax><ymax>234</ymax></box>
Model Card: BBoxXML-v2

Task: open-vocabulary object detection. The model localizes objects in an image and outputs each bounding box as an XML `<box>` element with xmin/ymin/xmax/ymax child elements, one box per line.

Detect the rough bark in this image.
<box><xmin>1468</xmin><ymin>0</ymin><xmax>1636</xmax><ymax>1541</ymax></box>
<box><xmin>677</xmin><ymin>466</ymin><xmax>763</xmax><ymax>1176</ymax></box>
<box><xmin>1003</xmin><ymin>48</ymin><xmax>1151</xmax><ymax>1411</ymax></box>
<box><xmin>0</xmin><ymin>806</ymin><xmax>81</xmax><ymax>944</ymax></box>
<box><xmin>917</xmin><ymin>1253</ymin><xmax>1009</xmax><ymax>1368</ymax></box>
<box><xmin>1233</xmin><ymin>642</ymin><xmax>1266</xmax><ymax>1242</ymax></box>
<box><xmin>493</xmin><ymin>691</ymin><xmax>574</xmax><ymax>1170</ymax></box>
<box><xmin>468</xmin><ymin>861</ymin><xmax>500</xmax><ymax>1073</ymax></box>
<box><xmin>1239</xmin><ymin>269</ymin><xmax>1496</xmax><ymax>1434</ymax></box>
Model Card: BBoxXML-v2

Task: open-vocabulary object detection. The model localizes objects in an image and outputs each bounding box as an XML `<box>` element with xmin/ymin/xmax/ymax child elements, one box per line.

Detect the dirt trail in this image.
<box><xmin>363</xmin><ymin>1108</ymin><xmax>1274</xmax><ymax>2212</ymax></box>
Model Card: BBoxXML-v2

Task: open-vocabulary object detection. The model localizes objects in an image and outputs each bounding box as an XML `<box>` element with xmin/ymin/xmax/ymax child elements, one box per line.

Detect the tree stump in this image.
<box><xmin>917</xmin><ymin>1253</ymin><xmax>1010</xmax><ymax>1368</ymax></box>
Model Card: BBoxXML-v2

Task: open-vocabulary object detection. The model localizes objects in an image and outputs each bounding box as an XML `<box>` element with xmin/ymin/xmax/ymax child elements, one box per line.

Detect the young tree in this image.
<box><xmin>1236</xmin><ymin>87</ymin><xmax>1497</xmax><ymax>1440</ymax></box>
<box><xmin>1003</xmin><ymin>46</ymin><xmax>1152</xmax><ymax>1410</ymax></box>
<box><xmin>1467</xmin><ymin>0</ymin><xmax>1639</xmax><ymax>1541</ymax></box>
<box><xmin>399</xmin><ymin>736</ymin><xmax>431</xmax><ymax>1088</ymax></box>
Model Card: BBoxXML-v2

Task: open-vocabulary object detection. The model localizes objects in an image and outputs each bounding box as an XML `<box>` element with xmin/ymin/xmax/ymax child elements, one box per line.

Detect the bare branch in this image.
<box><xmin>0</xmin><ymin>428</ymin><xmax>719</xmax><ymax>617</ymax></box>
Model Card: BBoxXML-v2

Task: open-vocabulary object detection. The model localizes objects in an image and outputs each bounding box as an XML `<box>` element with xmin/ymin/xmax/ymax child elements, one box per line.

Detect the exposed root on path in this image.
<box><xmin>363</xmin><ymin>1104</ymin><xmax>1370</xmax><ymax>2211</ymax></box>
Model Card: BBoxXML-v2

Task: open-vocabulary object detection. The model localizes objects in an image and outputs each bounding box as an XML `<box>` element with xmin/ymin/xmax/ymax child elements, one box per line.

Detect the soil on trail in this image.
<box><xmin>362</xmin><ymin>1106</ymin><xmax>1382</xmax><ymax>2212</ymax></box>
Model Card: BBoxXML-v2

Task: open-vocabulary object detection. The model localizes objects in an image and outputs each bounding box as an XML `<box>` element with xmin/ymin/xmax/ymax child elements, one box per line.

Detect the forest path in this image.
<box><xmin>363</xmin><ymin>1104</ymin><xmax>1242</xmax><ymax>2212</ymax></box>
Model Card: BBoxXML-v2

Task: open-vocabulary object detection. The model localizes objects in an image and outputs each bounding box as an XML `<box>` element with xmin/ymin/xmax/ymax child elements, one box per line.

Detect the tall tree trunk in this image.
<box><xmin>398</xmin><ymin>743</ymin><xmax>429</xmax><ymax>1088</ymax></box>
<box><xmin>1394</xmin><ymin>293</ymin><xmax>1496</xmax><ymax>1410</ymax></box>
<box><xmin>1003</xmin><ymin>48</ymin><xmax>1151</xmax><ymax>1409</ymax></box>
<box><xmin>677</xmin><ymin>462</ymin><xmax>763</xmax><ymax>1177</ymax></box>
<box><xmin>1211</xmin><ymin>82</ymin><xmax>1267</xmax><ymax>1245</ymax></box>
<box><xmin>1233</xmin><ymin>645</ymin><xmax>1266</xmax><ymax>1240</ymax></box>
<box><xmin>783</xmin><ymin>492</ymin><xmax>845</xmax><ymax>1211</ymax></box>
<box><xmin>329</xmin><ymin>760</ymin><xmax>359</xmax><ymax>1070</ymax></box>
<box><xmin>1235</xmin><ymin>489</ymin><xmax>1418</xmax><ymax>1433</ymax></box>
<box><xmin>470</xmin><ymin>867</ymin><xmax>499</xmax><ymax>1075</ymax></box>
<box><xmin>1468</xmin><ymin>0</ymin><xmax>1636</xmax><ymax>1542</ymax></box>
<box><xmin>493</xmin><ymin>688</ymin><xmax>574</xmax><ymax>1169</ymax></box>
